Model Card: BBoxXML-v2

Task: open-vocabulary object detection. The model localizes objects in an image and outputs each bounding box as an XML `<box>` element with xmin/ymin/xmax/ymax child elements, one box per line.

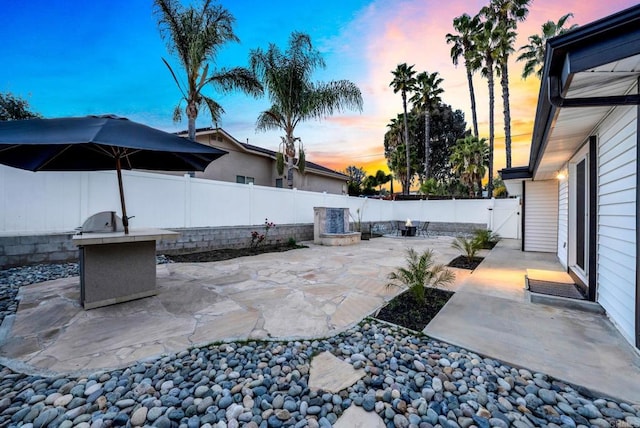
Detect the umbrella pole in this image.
<box><xmin>116</xmin><ymin>157</ymin><xmax>129</xmax><ymax>234</ymax></box>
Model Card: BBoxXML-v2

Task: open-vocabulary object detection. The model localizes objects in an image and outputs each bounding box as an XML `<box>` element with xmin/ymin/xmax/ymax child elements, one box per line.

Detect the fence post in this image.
<box><xmin>249</xmin><ymin>182</ymin><xmax>255</xmax><ymax>225</ymax></box>
<box><xmin>488</xmin><ymin>197</ymin><xmax>495</xmax><ymax>230</ymax></box>
<box><xmin>80</xmin><ymin>172</ymin><xmax>90</xmax><ymax>225</ymax></box>
<box><xmin>293</xmin><ymin>188</ymin><xmax>299</xmax><ymax>224</ymax></box>
<box><xmin>184</xmin><ymin>174</ymin><xmax>191</xmax><ymax>228</ymax></box>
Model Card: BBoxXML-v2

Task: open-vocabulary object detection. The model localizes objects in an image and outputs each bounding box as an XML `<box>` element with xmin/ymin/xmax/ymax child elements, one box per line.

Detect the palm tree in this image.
<box><xmin>387</xmin><ymin>248</ymin><xmax>455</xmax><ymax>304</ymax></box>
<box><xmin>474</xmin><ymin>17</ymin><xmax>500</xmax><ymax>198</ymax></box>
<box><xmin>517</xmin><ymin>13</ymin><xmax>578</xmax><ymax>79</ymax></box>
<box><xmin>410</xmin><ymin>71</ymin><xmax>444</xmax><ymax>181</ymax></box>
<box><xmin>250</xmin><ymin>32</ymin><xmax>363</xmax><ymax>188</ymax></box>
<box><xmin>385</xmin><ymin>116</ymin><xmax>406</xmax><ymax>195</ymax></box>
<box><xmin>446</xmin><ymin>14</ymin><xmax>482</xmax><ymax>137</ymax></box>
<box><xmin>153</xmin><ymin>0</ymin><xmax>263</xmax><ymax>141</ymax></box>
<box><xmin>374</xmin><ymin>169</ymin><xmax>392</xmax><ymax>195</ymax></box>
<box><xmin>450</xmin><ymin>135</ymin><xmax>489</xmax><ymax>197</ymax></box>
<box><xmin>481</xmin><ymin>0</ymin><xmax>531</xmax><ymax>169</ymax></box>
<box><xmin>390</xmin><ymin>63</ymin><xmax>417</xmax><ymax>195</ymax></box>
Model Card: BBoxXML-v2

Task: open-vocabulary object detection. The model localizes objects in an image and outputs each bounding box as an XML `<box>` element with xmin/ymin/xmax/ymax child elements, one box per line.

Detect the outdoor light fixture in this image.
<box><xmin>556</xmin><ymin>171</ymin><xmax>566</xmax><ymax>180</ymax></box>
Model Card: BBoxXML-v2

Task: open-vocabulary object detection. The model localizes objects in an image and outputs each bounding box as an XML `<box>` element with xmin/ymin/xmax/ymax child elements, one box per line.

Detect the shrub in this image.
<box><xmin>250</xmin><ymin>218</ymin><xmax>276</xmax><ymax>249</ymax></box>
<box><xmin>473</xmin><ymin>229</ymin><xmax>500</xmax><ymax>249</ymax></box>
<box><xmin>387</xmin><ymin>248</ymin><xmax>455</xmax><ymax>303</ymax></box>
<box><xmin>452</xmin><ymin>236</ymin><xmax>481</xmax><ymax>263</ymax></box>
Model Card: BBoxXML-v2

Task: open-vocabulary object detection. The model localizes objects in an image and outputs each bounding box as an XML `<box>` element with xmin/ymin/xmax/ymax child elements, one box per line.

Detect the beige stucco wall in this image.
<box><xmin>190</xmin><ymin>132</ymin><xmax>346</xmax><ymax>194</ymax></box>
<box><xmin>299</xmin><ymin>171</ymin><xmax>347</xmax><ymax>194</ymax></box>
<box><xmin>195</xmin><ymin>136</ymin><xmax>276</xmax><ymax>186</ymax></box>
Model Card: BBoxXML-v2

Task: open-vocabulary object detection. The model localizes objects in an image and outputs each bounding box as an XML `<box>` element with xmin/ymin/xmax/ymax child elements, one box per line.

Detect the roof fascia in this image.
<box><xmin>528</xmin><ymin>5</ymin><xmax>640</xmax><ymax>177</ymax></box>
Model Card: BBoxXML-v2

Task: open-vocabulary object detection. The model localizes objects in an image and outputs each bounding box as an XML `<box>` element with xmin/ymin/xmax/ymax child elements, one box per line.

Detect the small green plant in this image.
<box><xmin>387</xmin><ymin>248</ymin><xmax>455</xmax><ymax>303</ymax></box>
<box><xmin>250</xmin><ymin>218</ymin><xmax>276</xmax><ymax>249</ymax></box>
<box><xmin>349</xmin><ymin>207</ymin><xmax>364</xmax><ymax>232</ymax></box>
<box><xmin>452</xmin><ymin>235</ymin><xmax>481</xmax><ymax>263</ymax></box>
<box><xmin>287</xmin><ymin>237</ymin><xmax>297</xmax><ymax>247</ymax></box>
<box><xmin>473</xmin><ymin>229</ymin><xmax>500</xmax><ymax>249</ymax></box>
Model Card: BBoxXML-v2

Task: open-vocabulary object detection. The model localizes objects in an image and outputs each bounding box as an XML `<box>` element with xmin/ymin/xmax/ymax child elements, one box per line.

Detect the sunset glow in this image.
<box><xmin>1</xmin><ymin>0</ymin><xmax>637</xmax><ymax>181</ymax></box>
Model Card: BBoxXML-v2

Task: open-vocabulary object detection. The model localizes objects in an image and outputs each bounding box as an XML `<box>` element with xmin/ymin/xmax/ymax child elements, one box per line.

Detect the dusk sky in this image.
<box><xmin>1</xmin><ymin>0</ymin><xmax>638</xmax><ymax>178</ymax></box>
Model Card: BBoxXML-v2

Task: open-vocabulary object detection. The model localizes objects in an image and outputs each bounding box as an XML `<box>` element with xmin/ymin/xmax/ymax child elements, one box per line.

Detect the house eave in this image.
<box><xmin>500</xmin><ymin>166</ymin><xmax>532</xmax><ymax>181</ymax></box>
<box><xmin>528</xmin><ymin>4</ymin><xmax>640</xmax><ymax>181</ymax></box>
<box><xmin>178</xmin><ymin>127</ymin><xmax>348</xmax><ymax>181</ymax></box>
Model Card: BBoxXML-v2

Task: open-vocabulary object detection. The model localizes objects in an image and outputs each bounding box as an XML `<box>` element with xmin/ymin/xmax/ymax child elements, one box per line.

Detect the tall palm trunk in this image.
<box><xmin>285</xmin><ymin>132</ymin><xmax>296</xmax><ymax>188</ymax></box>
<box><xmin>500</xmin><ymin>61</ymin><xmax>512</xmax><ymax>168</ymax></box>
<box><xmin>187</xmin><ymin>100</ymin><xmax>198</xmax><ymax>141</ymax></box>
<box><xmin>466</xmin><ymin>66</ymin><xmax>479</xmax><ymax>138</ymax></box>
<box><xmin>424</xmin><ymin>111</ymin><xmax>430</xmax><ymax>179</ymax></box>
<box><xmin>401</xmin><ymin>92</ymin><xmax>410</xmax><ymax>195</ymax></box>
<box><xmin>487</xmin><ymin>58</ymin><xmax>495</xmax><ymax>199</ymax></box>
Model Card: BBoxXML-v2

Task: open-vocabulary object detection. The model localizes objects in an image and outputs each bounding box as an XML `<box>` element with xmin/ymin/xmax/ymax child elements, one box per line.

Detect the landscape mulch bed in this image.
<box><xmin>448</xmin><ymin>255</ymin><xmax>484</xmax><ymax>270</ymax></box>
<box><xmin>165</xmin><ymin>243</ymin><xmax>307</xmax><ymax>263</ymax></box>
<box><xmin>375</xmin><ymin>288</ymin><xmax>454</xmax><ymax>332</ymax></box>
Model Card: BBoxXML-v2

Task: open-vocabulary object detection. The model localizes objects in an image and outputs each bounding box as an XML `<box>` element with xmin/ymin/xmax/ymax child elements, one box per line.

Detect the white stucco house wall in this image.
<box><xmin>502</xmin><ymin>5</ymin><xmax>640</xmax><ymax>349</ymax></box>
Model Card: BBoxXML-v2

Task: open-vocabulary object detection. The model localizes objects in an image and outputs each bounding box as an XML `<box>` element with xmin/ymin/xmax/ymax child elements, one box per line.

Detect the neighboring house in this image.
<box><xmin>501</xmin><ymin>5</ymin><xmax>640</xmax><ymax>349</ymax></box>
<box><xmin>176</xmin><ymin>127</ymin><xmax>348</xmax><ymax>195</ymax></box>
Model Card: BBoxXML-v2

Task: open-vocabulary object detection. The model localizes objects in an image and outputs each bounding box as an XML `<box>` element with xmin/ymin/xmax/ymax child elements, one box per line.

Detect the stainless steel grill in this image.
<box><xmin>77</xmin><ymin>211</ymin><xmax>124</xmax><ymax>234</ymax></box>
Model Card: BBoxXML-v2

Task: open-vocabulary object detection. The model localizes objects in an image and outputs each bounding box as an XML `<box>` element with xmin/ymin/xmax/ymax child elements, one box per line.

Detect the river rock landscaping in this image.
<box><xmin>1</xmin><ymin>256</ymin><xmax>639</xmax><ymax>427</ymax></box>
<box><xmin>1</xmin><ymin>319</ymin><xmax>639</xmax><ymax>427</ymax></box>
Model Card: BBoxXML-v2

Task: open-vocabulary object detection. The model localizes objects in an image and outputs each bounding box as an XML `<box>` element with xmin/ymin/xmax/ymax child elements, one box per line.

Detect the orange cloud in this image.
<box><xmin>298</xmin><ymin>0</ymin><xmax>639</xmax><ymax>179</ymax></box>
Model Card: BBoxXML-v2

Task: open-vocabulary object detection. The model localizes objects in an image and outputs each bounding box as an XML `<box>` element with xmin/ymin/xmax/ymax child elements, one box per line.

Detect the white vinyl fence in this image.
<box><xmin>0</xmin><ymin>165</ymin><xmax>520</xmax><ymax>238</ymax></box>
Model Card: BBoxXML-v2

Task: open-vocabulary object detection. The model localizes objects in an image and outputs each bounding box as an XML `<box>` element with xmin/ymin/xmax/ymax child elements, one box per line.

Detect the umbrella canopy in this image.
<box><xmin>0</xmin><ymin>114</ymin><xmax>227</xmax><ymax>233</ymax></box>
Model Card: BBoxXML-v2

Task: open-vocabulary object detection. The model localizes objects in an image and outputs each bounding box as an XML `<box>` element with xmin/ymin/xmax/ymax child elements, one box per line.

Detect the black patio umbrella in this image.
<box><xmin>0</xmin><ymin>114</ymin><xmax>227</xmax><ymax>234</ymax></box>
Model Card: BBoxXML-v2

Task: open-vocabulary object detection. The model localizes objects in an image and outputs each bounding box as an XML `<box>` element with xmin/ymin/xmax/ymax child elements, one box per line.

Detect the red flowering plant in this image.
<box><xmin>250</xmin><ymin>218</ymin><xmax>276</xmax><ymax>249</ymax></box>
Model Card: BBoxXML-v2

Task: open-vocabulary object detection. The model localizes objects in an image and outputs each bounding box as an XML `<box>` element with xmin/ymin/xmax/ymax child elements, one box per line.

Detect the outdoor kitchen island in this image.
<box><xmin>73</xmin><ymin>228</ymin><xmax>179</xmax><ymax>309</ymax></box>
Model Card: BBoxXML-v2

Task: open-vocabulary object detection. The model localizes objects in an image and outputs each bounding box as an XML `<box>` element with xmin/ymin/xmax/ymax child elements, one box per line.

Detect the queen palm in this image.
<box><xmin>517</xmin><ymin>13</ymin><xmax>578</xmax><ymax>79</ymax></box>
<box><xmin>385</xmin><ymin>115</ymin><xmax>407</xmax><ymax>194</ymax></box>
<box><xmin>446</xmin><ymin>14</ymin><xmax>481</xmax><ymax>138</ymax></box>
<box><xmin>482</xmin><ymin>0</ymin><xmax>531</xmax><ymax>169</ymax></box>
<box><xmin>410</xmin><ymin>71</ymin><xmax>444</xmax><ymax>181</ymax></box>
<box><xmin>250</xmin><ymin>32</ymin><xmax>363</xmax><ymax>188</ymax></box>
<box><xmin>450</xmin><ymin>135</ymin><xmax>488</xmax><ymax>197</ymax></box>
<box><xmin>374</xmin><ymin>170</ymin><xmax>392</xmax><ymax>195</ymax></box>
<box><xmin>474</xmin><ymin>17</ymin><xmax>500</xmax><ymax>198</ymax></box>
<box><xmin>390</xmin><ymin>63</ymin><xmax>417</xmax><ymax>195</ymax></box>
<box><xmin>153</xmin><ymin>0</ymin><xmax>263</xmax><ymax>141</ymax></box>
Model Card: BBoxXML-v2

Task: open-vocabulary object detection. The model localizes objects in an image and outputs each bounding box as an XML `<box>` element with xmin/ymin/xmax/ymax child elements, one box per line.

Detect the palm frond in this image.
<box><xmin>162</xmin><ymin>58</ymin><xmax>187</xmax><ymax>98</ymax></box>
<box><xmin>256</xmin><ymin>107</ymin><xmax>285</xmax><ymax>132</ymax></box>
<box><xmin>172</xmin><ymin>104</ymin><xmax>182</xmax><ymax>123</ymax></box>
<box><xmin>207</xmin><ymin>66</ymin><xmax>263</xmax><ymax>96</ymax></box>
<box><xmin>387</xmin><ymin>248</ymin><xmax>454</xmax><ymax>303</ymax></box>
<box><xmin>200</xmin><ymin>95</ymin><xmax>223</xmax><ymax>124</ymax></box>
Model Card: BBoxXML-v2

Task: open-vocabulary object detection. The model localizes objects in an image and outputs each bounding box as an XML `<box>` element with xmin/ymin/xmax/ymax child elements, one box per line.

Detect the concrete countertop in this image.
<box><xmin>72</xmin><ymin>228</ymin><xmax>179</xmax><ymax>246</ymax></box>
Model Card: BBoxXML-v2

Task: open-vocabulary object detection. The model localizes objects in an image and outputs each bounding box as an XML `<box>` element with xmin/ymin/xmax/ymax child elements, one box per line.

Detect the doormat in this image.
<box><xmin>527</xmin><ymin>278</ymin><xmax>586</xmax><ymax>300</ymax></box>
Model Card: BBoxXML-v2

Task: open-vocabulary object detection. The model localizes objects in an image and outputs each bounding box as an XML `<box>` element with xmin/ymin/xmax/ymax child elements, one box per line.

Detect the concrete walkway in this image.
<box><xmin>426</xmin><ymin>239</ymin><xmax>640</xmax><ymax>403</ymax></box>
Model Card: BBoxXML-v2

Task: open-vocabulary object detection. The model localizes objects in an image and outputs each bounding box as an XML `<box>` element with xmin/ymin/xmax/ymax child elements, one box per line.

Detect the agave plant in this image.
<box><xmin>387</xmin><ymin>248</ymin><xmax>455</xmax><ymax>303</ymax></box>
<box><xmin>452</xmin><ymin>236</ymin><xmax>481</xmax><ymax>263</ymax></box>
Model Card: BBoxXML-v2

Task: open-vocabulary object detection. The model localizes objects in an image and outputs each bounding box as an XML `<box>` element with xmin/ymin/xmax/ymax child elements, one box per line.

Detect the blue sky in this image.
<box><xmin>2</xmin><ymin>0</ymin><xmax>638</xmax><ymax>174</ymax></box>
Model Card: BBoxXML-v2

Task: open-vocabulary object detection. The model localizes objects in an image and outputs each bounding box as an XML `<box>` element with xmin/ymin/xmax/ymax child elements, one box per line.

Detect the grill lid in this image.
<box><xmin>79</xmin><ymin>211</ymin><xmax>124</xmax><ymax>233</ymax></box>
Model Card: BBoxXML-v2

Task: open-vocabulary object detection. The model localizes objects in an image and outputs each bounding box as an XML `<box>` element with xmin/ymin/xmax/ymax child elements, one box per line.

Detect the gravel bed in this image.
<box><xmin>1</xmin><ymin>320</ymin><xmax>638</xmax><ymax>427</ymax></box>
<box><xmin>1</xmin><ymin>256</ymin><xmax>638</xmax><ymax>427</ymax></box>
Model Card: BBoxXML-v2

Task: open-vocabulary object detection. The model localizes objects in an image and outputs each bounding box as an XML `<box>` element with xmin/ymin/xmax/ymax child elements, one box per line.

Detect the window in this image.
<box><xmin>276</xmin><ymin>178</ymin><xmax>283</xmax><ymax>188</ymax></box>
<box><xmin>236</xmin><ymin>175</ymin><xmax>255</xmax><ymax>184</ymax></box>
